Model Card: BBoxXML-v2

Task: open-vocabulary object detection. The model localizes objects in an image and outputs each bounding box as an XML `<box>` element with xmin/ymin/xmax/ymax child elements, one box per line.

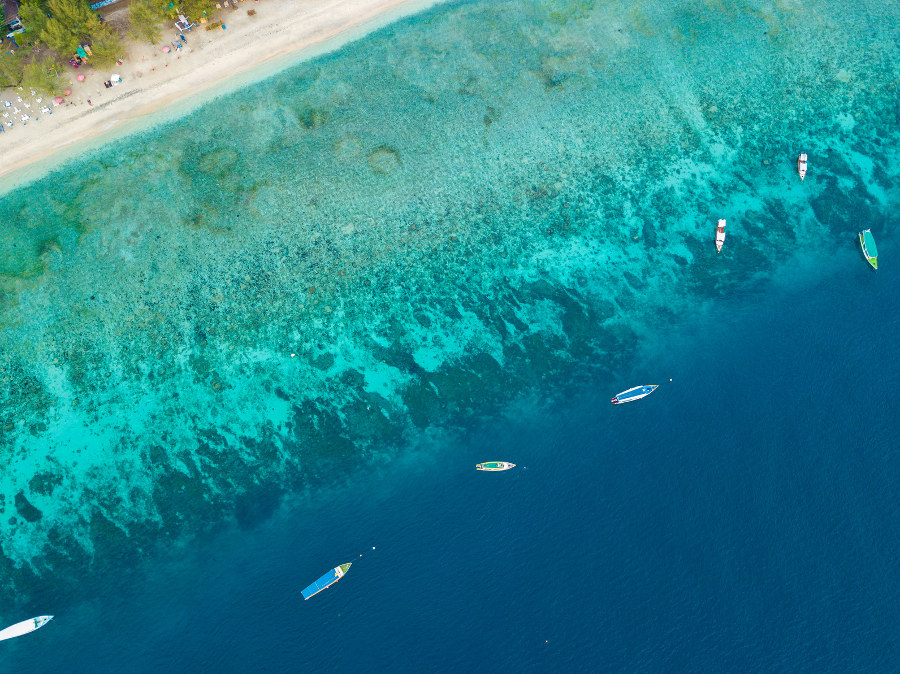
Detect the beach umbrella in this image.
<box><xmin>76</xmin><ymin>74</ymin><xmax>85</xmax><ymax>82</ymax></box>
<box><xmin>54</xmin><ymin>96</ymin><xmax>63</xmax><ymax>104</ymax></box>
<box><xmin>63</xmin><ymin>89</ymin><xmax>71</xmax><ymax>95</ymax></box>
<box><xmin>162</xmin><ymin>46</ymin><xmax>171</xmax><ymax>53</ymax></box>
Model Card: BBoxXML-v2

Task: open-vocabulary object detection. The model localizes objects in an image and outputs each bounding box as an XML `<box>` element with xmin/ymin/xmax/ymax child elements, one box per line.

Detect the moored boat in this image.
<box><xmin>476</xmin><ymin>462</ymin><xmax>515</xmax><ymax>471</ymax></box>
<box><xmin>0</xmin><ymin>616</ymin><xmax>54</xmax><ymax>642</ymax></box>
<box><xmin>302</xmin><ymin>563</ymin><xmax>352</xmax><ymax>600</ymax></box>
<box><xmin>611</xmin><ymin>385</ymin><xmax>658</xmax><ymax>405</ymax></box>
<box><xmin>798</xmin><ymin>153</ymin><xmax>807</xmax><ymax>180</ymax></box>
<box><xmin>859</xmin><ymin>229</ymin><xmax>878</xmax><ymax>269</ymax></box>
<box><xmin>715</xmin><ymin>219</ymin><xmax>726</xmax><ymax>253</ymax></box>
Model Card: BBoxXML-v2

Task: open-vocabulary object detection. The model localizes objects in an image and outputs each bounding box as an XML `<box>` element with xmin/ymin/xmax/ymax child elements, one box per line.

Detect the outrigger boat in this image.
<box><xmin>0</xmin><ymin>616</ymin><xmax>54</xmax><ymax>642</ymax></box>
<box><xmin>302</xmin><ymin>563</ymin><xmax>352</xmax><ymax>600</ymax></box>
<box><xmin>798</xmin><ymin>153</ymin><xmax>807</xmax><ymax>181</ymax></box>
<box><xmin>715</xmin><ymin>219</ymin><xmax>726</xmax><ymax>253</ymax></box>
<box><xmin>859</xmin><ymin>229</ymin><xmax>878</xmax><ymax>269</ymax></box>
<box><xmin>476</xmin><ymin>462</ymin><xmax>515</xmax><ymax>471</ymax></box>
<box><xmin>611</xmin><ymin>385</ymin><xmax>658</xmax><ymax>405</ymax></box>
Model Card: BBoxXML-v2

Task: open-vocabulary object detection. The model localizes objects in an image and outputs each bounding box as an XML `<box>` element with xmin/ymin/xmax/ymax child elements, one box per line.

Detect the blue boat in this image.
<box><xmin>611</xmin><ymin>384</ymin><xmax>658</xmax><ymax>405</ymax></box>
<box><xmin>302</xmin><ymin>563</ymin><xmax>352</xmax><ymax>600</ymax></box>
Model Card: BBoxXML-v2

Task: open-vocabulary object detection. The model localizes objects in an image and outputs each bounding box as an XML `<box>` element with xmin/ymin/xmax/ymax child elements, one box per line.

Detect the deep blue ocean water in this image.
<box><xmin>3</xmin><ymin>251</ymin><xmax>897</xmax><ymax>672</ymax></box>
<box><xmin>1</xmin><ymin>0</ymin><xmax>899</xmax><ymax>670</ymax></box>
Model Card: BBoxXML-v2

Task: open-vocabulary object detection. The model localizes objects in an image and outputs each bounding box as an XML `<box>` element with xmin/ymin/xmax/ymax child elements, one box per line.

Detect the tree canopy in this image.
<box><xmin>128</xmin><ymin>0</ymin><xmax>167</xmax><ymax>44</ymax></box>
<box><xmin>21</xmin><ymin>57</ymin><xmax>59</xmax><ymax>94</ymax></box>
<box><xmin>88</xmin><ymin>26</ymin><xmax>123</xmax><ymax>68</ymax></box>
<box><xmin>18</xmin><ymin>1</ymin><xmax>51</xmax><ymax>39</ymax></box>
<box><xmin>1</xmin><ymin>0</ymin><xmax>216</xmax><ymax>92</ymax></box>
<box><xmin>38</xmin><ymin>0</ymin><xmax>103</xmax><ymax>56</ymax></box>
<box><xmin>0</xmin><ymin>51</ymin><xmax>24</xmax><ymax>89</ymax></box>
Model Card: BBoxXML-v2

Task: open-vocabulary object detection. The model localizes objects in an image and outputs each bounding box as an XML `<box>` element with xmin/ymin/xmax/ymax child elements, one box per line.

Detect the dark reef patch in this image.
<box><xmin>367</xmin><ymin>146</ymin><xmax>402</xmax><ymax>174</ymax></box>
<box><xmin>299</xmin><ymin>106</ymin><xmax>330</xmax><ymax>129</ymax></box>
<box><xmin>14</xmin><ymin>492</ymin><xmax>43</xmax><ymax>523</ymax></box>
<box><xmin>234</xmin><ymin>483</ymin><xmax>284</xmax><ymax>530</ymax></box>
<box><xmin>29</xmin><ymin>471</ymin><xmax>63</xmax><ymax>496</ymax></box>
<box><xmin>810</xmin><ymin>175</ymin><xmax>879</xmax><ymax>237</ymax></box>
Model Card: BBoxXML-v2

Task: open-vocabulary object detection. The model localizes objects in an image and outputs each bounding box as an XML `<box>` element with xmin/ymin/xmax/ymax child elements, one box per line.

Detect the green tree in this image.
<box><xmin>0</xmin><ymin>50</ymin><xmax>25</xmax><ymax>89</ymax></box>
<box><xmin>21</xmin><ymin>57</ymin><xmax>59</xmax><ymax>94</ymax></box>
<box><xmin>40</xmin><ymin>0</ymin><xmax>101</xmax><ymax>57</ymax></box>
<box><xmin>178</xmin><ymin>0</ymin><xmax>212</xmax><ymax>24</ymax></box>
<box><xmin>128</xmin><ymin>0</ymin><xmax>166</xmax><ymax>44</ymax></box>
<box><xmin>48</xmin><ymin>0</ymin><xmax>100</xmax><ymax>32</ymax></box>
<box><xmin>18</xmin><ymin>0</ymin><xmax>51</xmax><ymax>40</ymax></box>
<box><xmin>38</xmin><ymin>18</ymin><xmax>78</xmax><ymax>55</ymax></box>
<box><xmin>88</xmin><ymin>26</ymin><xmax>122</xmax><ymax>68</ymax></box>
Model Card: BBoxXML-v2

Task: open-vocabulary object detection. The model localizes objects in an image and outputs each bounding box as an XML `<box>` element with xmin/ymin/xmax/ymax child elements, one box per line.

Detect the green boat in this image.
<box><xmin>859</xmin><ymin>229</ymin><xmax>878</xmax><ymax>269</ymax></box>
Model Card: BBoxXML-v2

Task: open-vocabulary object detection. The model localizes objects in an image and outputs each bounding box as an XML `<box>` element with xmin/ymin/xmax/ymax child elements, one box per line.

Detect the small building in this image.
<box><xmin>4</xmin><ymin>0</ymin><xmax>22</xmax><ymax>38</ymax></box>
<box><xmin>4</xmin><ymin>0</ymin><xmax>19</xmax><ymax>27</ymax></box>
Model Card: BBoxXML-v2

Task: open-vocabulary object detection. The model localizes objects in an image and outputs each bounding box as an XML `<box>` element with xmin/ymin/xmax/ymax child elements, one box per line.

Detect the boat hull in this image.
<box><xmin>0</xmin><ymin>616</ymin><xmax>53</xmax><ymax>642</ymax></box>
<box><xmin>798</xmin><ymin>154</ymin><xmax>807</xmax><ymax>181</ymax></box>
<box><xmin>715</xmin><ymin>219</ymin><xmax>726</xmax><ymax>253</ymax></box>
<box><xmin>859</xmin><ymin>230</ymin><xmax>878</xmax><ymax>270</ymax></box>
<box><xmin>476</xmin><ymin>462</ymin><xmax>515</xmax><ymax>471</ymax></box>
<box><xmin>611</xmin><ymin>385</ymin><xmax>658</xmax><ymax>405</ymax></box>
<box><xmin>302</xmin><ymin>563</ymin><xmax>352</xmax><ymax>600</ymax></box>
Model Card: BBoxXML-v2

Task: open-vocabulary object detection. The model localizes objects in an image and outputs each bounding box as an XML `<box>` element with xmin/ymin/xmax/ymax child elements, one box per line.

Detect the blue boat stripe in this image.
<box><xmin>302</xmin><ymin>568</ymin><xmax>340</xmax><ymax>599</ymax></box>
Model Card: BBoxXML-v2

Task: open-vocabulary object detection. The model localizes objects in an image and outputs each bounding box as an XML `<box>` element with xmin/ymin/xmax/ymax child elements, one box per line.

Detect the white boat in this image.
<box><xmin>0</xmin><ymin>616</ymin><xmax>54</xmax><ymax>642</ymax></box>
<box><xmin>798</xmin><ymin>153</ymin><xmax>807</xmax><ymax>181</ymax></box>
<box><xmin>611</xmin><ymin>385</ymin><xmax>658</xmax><ymax>405</ymax></box>
<box><xmin>715</xmin><ymin>219</ymin><xmax>726</xmax><ymax>253</ymax></box>
<box><xmin>476</xmin><ymin>461</ymin><xmax>516</xmax><ymax>471</ymax></box>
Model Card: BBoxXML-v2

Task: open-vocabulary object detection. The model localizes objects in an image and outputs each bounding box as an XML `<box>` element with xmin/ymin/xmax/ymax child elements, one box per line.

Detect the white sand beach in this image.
<box><xmin>0</xmin><ymin>0</ymin><xmax>440</xmax><ymax>188</ymax></box>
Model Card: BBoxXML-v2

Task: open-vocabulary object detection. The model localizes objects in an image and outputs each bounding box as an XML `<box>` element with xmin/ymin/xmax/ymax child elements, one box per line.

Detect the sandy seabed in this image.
<box><xmin>0</xmin><ymin>0</ymin><xmax>440</xmax><ymax>190</ymax></box>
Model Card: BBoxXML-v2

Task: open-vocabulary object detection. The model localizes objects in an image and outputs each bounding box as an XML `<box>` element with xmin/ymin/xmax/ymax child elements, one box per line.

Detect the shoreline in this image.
<box><xmin>0</xmin><ymin>0</ymin><xmax>444</xmax><ymax>195</ymax></box>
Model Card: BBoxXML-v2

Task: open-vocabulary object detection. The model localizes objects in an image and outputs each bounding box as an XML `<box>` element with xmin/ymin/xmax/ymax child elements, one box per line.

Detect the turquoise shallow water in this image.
<box><xmin>0</xmin><ymin>0</ymin><xmax>898</xmax><ymax>658</ymax></box>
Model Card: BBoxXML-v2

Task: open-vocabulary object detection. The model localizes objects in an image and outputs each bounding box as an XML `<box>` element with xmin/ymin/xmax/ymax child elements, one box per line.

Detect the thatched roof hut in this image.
<box><xmin>4</xmin><ymin>0</ymin><xmax>20</xmax><ymax>27</ymax></box>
